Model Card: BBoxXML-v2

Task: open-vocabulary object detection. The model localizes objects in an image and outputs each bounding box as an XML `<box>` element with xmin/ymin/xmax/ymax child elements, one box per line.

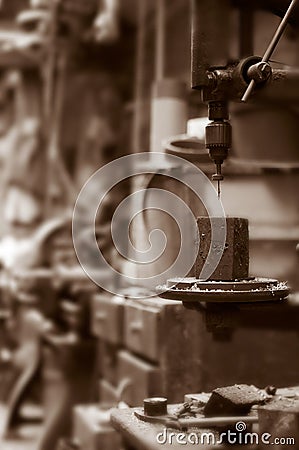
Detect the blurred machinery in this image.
<box><xmin>0</xmin><ymin>1</ymin><xmax>299</xmax><ymax>450</ymax></box>
<box><xmin>0</xmin><ymin>1</ymin><xmax>111</xmax><ymax>448</ymax></box>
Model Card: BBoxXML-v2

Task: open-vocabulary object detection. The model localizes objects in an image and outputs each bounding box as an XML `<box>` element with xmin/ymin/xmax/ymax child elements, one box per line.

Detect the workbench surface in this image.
<box><xmin>110</xmin><ymin>407</ymin><xmax>256</xmax><ymax>450</ymax></box>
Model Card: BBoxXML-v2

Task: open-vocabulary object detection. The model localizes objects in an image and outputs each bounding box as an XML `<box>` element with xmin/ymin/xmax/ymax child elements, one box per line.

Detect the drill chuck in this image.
<box><xmin>205</xmin><ymin>120</ymin><xmax>232</xmax><ymax>165</ymax></box>
<box><xmin>205</xmin><ymin>119</ymin><xmax>231</xmax><ymax>196</ymax></box>
<box><xmin>205</xmin><ymin>102</ymin><xmax>231</xmax><ymax>197</ymax></box>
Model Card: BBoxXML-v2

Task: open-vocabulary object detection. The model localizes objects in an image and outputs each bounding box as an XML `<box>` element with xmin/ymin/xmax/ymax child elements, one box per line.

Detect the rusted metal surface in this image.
<box><xmin>204</xmin><ymin>384</ymin><xmax>268</xmax><ymax>417</ymax></box>
<box><xmin>196</xmin><ymin>217</ymin><xmax>249</xmax><ymax>281</ymax></box>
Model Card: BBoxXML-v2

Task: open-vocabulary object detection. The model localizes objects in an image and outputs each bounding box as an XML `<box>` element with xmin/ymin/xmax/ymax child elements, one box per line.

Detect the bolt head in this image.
<box><xmin>144</xmin><ymin>397</ymin><xmax>168</xmax><ymax>416</ymax></box>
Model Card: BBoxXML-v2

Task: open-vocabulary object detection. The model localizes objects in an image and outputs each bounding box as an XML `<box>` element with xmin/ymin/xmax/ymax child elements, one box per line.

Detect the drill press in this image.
<box><xmin>192</xmin><ymin>0</ymin><xmax>298</xmax><ymax>199</ymax></box>
<box><xmin>157</xmin><ymin>0</ymin><xmax>299</xmax><ymax>303</ymax></box>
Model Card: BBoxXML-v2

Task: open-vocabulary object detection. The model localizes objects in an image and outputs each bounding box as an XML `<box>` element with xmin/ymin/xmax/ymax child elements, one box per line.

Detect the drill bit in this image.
<box><xmin>212</xmin><ymin>164</ymin><xmax>223</xmax><ymax>200</ymax></box>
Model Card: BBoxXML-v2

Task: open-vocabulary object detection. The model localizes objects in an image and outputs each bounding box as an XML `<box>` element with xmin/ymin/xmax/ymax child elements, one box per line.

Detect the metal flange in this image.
<box><xmin>157</xmin><ymin>277</ymin><xmax>289</xmax><ymax>303</ymax></box>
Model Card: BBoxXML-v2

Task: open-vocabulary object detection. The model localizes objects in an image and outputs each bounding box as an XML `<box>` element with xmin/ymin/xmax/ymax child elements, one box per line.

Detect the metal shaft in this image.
<box><xmin>166</xmin><ymin>415</ymin><xmax>258</xmax><ymax>429</ymax></box>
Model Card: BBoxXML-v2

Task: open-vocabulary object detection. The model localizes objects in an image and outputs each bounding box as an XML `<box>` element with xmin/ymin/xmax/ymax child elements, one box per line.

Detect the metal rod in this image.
<box><xmin>242</xmin><ymin>0</ymin><xmax>298</xmax><ymax>102</ymax></box>
<box><xmin>166</xmin><ymin>415</ymin><xmax>258</xmax><ymax>429</ymax></box>
<box><xmin>262</xmin><ymin>0</ymin><xmax>298</xmax><ymax>62</ymax></box>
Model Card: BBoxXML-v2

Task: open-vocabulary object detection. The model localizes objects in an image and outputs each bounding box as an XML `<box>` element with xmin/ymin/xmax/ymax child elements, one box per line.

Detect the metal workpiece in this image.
<box><xmin>196</xmin><ymin>217</ymin><xmax>249</xmax><ymax>281</ymax></box>
<box><xmin>156</xmin><ymin>215</ymin><xmax>289</xmax><ymax>305</ymax></box>
<box><xmin>204</xmin><ymin>384</ymin><xmax>269</xmax><ymax>417</ymax></box>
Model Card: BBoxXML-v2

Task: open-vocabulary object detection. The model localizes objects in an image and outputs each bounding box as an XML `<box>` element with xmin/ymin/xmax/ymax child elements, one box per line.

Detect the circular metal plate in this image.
<box><xmin>157</xmin><ymin>277</ymin><xmax>289</xmax><ymax>303</ymax></box>
<box><xmin>134</xmin><ymin>409</ymin><xmax>169</xmax><ymax>425</ymax></box>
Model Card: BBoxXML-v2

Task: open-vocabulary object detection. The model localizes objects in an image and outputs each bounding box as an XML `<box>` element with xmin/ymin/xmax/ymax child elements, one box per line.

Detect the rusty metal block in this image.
<box><xmin>91</xmin><ymin>294</ymin><xmax>124</xmax><ymax>345</ymax></box>
<box><xmin>258</xmin><ymin>399</ymin><xmax>299</xmax><ymax>449</ymax></box>
<box><xmin>195</xmin><ymin>217</ymin><xmax>249</xmax><ymax>281</ymax></box>
<box><xmin>204</xmin><ymin>384</ymin><xmax>266</xmax><ymax>417</ymax></box>
<box><xmin>117</xmin><ymin>350</ymin><xmax>162</xmax><ymax>406</ymax></box>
